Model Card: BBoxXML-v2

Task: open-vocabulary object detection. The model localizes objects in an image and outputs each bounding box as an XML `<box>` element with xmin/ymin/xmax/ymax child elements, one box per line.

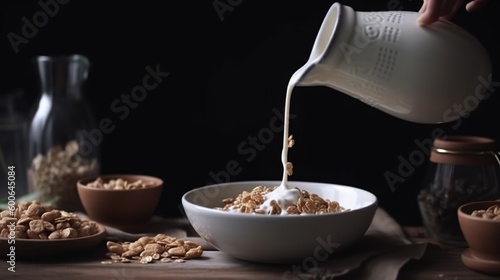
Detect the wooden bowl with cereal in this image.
<box><xmin>0</xmin><ymin>200</ymin><xmax>106</xmax><ymax>259</ymax></box>
<box><xmin>458</xmin><ymin>200</ymin><xmax>500</xmax><ymax>275</ymax></box>
<box><xmin>77</xmin><ymin>174</ymin><xmax>163</xmax><ymax>230</ymax></box>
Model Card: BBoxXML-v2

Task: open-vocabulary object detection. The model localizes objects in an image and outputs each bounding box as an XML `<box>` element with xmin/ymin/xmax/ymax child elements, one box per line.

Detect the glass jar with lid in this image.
<box><xmin>26</xmin><ymin>54</ymin><xmax>100</xmax><ymax>212</ymax></box>
<box><xmin>418</xmin><ymin>135</ymin><xmax>500</xmax><ymax>248</ymax></box>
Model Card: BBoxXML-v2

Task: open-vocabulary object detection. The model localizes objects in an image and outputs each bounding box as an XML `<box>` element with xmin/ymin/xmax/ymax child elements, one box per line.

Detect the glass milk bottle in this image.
<box><xmin>27</xmin><ymin>54</ymin><xmax>100</xmax><ymax>211</ymax></box>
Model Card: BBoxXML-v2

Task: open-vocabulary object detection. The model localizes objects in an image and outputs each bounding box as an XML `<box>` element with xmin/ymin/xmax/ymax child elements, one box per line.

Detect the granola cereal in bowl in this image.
<box><xmin>77</xmin><ymin>174</ymin><xmax>163</xmax><ymax>230</ymax></box>
<box><xmin>0</xmin><ymin>200</ymin><xmax>106</xmax><ymax>259</ymax></box>
<box><xmin>457</xmin><ymin>201</ymin><xmax>500</xmax><ymax>275</ymax></box>
<box><xmin>182</xmin><ymin>180</ymin><xmax>377</xmax><ymax>263</ymax></box>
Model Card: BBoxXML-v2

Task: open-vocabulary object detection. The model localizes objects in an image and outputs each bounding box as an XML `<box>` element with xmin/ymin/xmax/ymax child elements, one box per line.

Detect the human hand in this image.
<box><xmin>417</xmin><ymin>0</ymin><xmax>490</xmax><ymax>26</ymax></box>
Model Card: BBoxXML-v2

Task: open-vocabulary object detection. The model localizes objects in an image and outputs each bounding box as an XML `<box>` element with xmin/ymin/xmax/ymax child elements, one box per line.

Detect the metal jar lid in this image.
<box><xmin>430</xmin><ymin>135</ymin><xmax>500</xmax><ymax>165</ymax></box>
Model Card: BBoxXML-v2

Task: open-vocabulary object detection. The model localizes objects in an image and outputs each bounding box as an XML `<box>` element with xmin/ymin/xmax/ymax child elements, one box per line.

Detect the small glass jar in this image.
<box><xmin>418</xmin><ymin>135</ymin><xmax>500</xmax><ymax>248</ymax></box>
<box><xmin>26</xmin><ymin>54</ymin><xmax>100</xmax><ymax>212</ymax></box>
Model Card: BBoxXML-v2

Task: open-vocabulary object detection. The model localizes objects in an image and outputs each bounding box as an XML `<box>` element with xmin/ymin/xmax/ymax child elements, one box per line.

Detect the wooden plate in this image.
<box><xmin>461</xmin><ymin>248</ymin><xmax>500</xmax><ymax>275</ymax></box>
<box><xmin>0</xmin><ymin>224</ymin><xmax>106</xmax><ymax>260</ymax></box>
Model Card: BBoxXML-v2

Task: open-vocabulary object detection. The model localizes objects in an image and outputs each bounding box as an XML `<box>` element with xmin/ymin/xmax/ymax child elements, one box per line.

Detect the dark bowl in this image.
<box><xmin>458</xmin><ymin>200</ymin><xmax>500</xmax><ymax>275</ymax></box>
<box><xmin>77</xmin><ymin>174</ymin><xmax>163</xmax><ymax>230</ymax></box>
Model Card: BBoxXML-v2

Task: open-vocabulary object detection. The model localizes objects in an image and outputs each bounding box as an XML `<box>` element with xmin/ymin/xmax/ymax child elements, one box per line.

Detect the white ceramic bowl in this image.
<box><xmin>182</xmin><ymin>180</ymin><xmax>378</xmax><ymax>264</ymax></box>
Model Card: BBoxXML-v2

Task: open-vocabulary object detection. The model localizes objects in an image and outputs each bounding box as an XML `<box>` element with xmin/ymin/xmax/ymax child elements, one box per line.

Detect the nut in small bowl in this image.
<box><xmin>77</xmin><ymin>174</ymin><xmax>163</xmax><ymax>231</ymax></box>
<box><xmin>457</xmin><ymin>200</ymin><xmax>500</xmax><ymax>275</ymax></box>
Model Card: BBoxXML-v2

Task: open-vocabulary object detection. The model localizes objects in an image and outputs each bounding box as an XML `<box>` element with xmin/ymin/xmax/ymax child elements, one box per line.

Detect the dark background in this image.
<box><xmin>1</xmin><ymin>0</ymin><xmax>499</xmax><ymax>226</ymax></box>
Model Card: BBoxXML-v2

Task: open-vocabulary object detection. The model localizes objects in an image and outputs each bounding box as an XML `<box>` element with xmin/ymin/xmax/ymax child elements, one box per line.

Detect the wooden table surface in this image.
<box><xmin>1</xmin><ymin>225</ymin><xmax>498</xmax><ymax>280</ymax></box>
<box><xmin>399</xmin><ymin>227</ymin><xmax>499</xmax><ymax>280</ymax></box>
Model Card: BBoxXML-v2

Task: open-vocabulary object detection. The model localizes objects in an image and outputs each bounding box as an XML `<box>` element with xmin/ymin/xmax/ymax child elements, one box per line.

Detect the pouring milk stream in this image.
<box><xmin>259</xmin><ymin>3</ymin><xmax>492</xmax><ymax>214</ymax></box>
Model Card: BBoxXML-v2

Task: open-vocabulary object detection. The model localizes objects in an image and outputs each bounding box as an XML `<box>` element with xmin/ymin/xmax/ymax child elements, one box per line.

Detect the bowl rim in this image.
<box><xmin>182</xmin><ymin>180</ymin><xmax>378</xmax><ymax>219</ymax></box>
<box><xmin>77</xmin><ymin>174</ymin><xmax>163</xmax><ymax>191</ymax></box>
<box><xmin>458</xmin><ymin>200</ymin><xmax>500</xmax><ymax>223</ymax></box>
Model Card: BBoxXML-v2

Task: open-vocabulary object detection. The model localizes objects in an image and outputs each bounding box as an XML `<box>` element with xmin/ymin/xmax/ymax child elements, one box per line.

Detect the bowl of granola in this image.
<box><xmin>77</xmin><ymin>174</ymin><xmax>163</xmax><ymax>229</ymax></box>
<box><xmin>181</xmin><ymin>180</ymin><xmax>377</xmax><ymax>264</ymax></box>
<box><xmin>0</xmin><ymin>200</ymin><xmax>106</xmax><ymax>259</ymax></box>
<box><xmin>458</xmin><ymin>200</ymin><xmax>500</xmax><ymax>275</ymax></box>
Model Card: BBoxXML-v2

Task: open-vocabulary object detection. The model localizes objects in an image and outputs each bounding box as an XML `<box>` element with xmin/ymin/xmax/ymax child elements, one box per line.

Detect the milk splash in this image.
<box><xmin>258</xmin><ymin>69</ymin><xmax>306</xmax><ymax>215</ymax></box>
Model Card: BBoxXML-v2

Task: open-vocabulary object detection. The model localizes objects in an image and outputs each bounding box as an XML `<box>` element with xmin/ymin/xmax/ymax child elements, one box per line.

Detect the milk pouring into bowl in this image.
<box><xmin>259</xmin><ymin>2</ymin><xmax>493</xmax><ymax>210</ymax></box>
<box><xmin>294</xmin><ymin>2</ymin><xmax>492</xmax><ymax>124</ymax></box>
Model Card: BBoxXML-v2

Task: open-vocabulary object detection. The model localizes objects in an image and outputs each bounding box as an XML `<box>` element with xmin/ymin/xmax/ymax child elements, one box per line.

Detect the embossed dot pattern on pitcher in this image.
<box><xmin>293</xmin><ymin>3</ymin><xmax>492</xmax><ymax>123</ymax></box>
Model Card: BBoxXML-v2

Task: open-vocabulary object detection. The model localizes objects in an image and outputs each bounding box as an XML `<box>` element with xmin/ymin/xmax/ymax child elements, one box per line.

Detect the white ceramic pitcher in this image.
<box><xmin>292</xmin><ymin>2</ymin><xmax>492</xmax><ymax>124</ymax></box>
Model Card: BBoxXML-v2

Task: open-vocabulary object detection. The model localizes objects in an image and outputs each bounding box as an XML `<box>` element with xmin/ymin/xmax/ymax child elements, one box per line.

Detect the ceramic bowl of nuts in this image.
<box><xmin>457</xmin><ymin>200</ymin><xmax>500</xmax><ymax>275</ymax></box>
<box><xmin>0</xmin><ymin>200</ymin><xmax>106</xmax><ymax>259</ymax></box>
<box><xmin>77</xmin><ymin>174</ymin><xmax>163</xmax><ymax>230</ymax></box>
<box><xmin>182</xmin><ymin>180</ymin><xmax>378</xmax><ymax>264</ymax></box>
